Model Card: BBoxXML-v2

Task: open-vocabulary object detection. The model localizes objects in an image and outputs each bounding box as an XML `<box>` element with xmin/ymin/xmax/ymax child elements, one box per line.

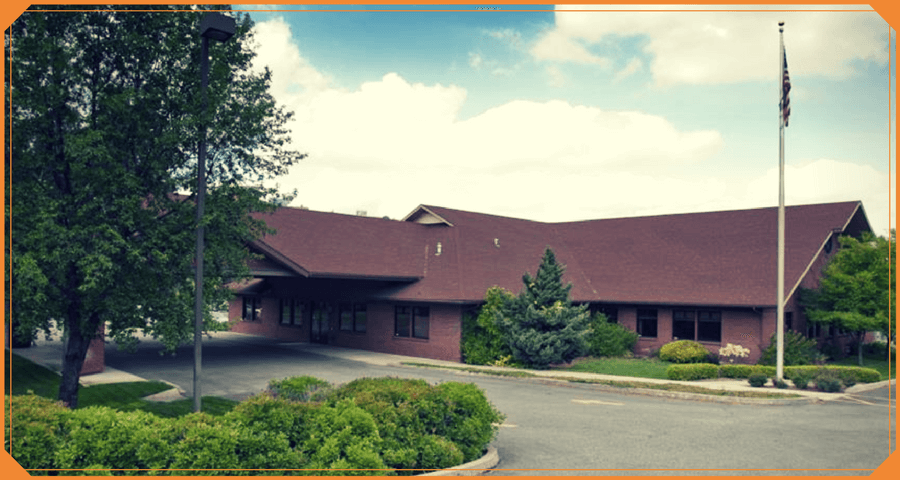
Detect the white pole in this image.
<box><xmin>776</xmin><ymin>21</ymin><xmax>786</xmax><ymax>382</ymax></box>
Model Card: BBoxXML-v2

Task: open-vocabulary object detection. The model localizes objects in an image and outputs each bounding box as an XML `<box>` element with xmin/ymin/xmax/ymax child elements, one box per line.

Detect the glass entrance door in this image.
<box><xmin>311</xmin><ymin>303</ymin><xmax>329</xmax><ymax>344</ymax></box>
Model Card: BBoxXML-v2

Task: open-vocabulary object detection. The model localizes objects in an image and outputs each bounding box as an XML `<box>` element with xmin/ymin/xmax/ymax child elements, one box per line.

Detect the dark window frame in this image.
<box><xmin>242</xmin><ymin>296</ymin><xmax>260</xmax><ymax>322</ymax></box>
<box><xmin>636</xmin><ymin>309</ymin><xmax>658</xmax><ymax>338</ymax></box>
<box><xmin>395</xmin><ymin>305</ymin><xmax>429</xmax><ymax>339</ymax></box>
<box><xmin>672</xmin><ymin>309</ymin><xmax>722</xmax><ymax>343</ymax></box>
<box><xmin>340</xmin><ymin>303</ymin><xmax>367</xmax><ymax>334</ymax></box>
<box><xmin>280</xmin><ymin>299</ymin><xmax>304</xmax><ymax>326</ymax></box>
<box><xmin>590</xmin><ymin>304</ymin><xmax>618</xmax><ymax>324</ymax></box>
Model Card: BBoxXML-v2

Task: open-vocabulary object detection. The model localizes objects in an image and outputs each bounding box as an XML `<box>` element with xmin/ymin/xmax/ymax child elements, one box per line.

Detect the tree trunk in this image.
<box><xmin>57</xmin><ymin>311</ymin><xmax>100</xmax><ymax>409</ymax></box>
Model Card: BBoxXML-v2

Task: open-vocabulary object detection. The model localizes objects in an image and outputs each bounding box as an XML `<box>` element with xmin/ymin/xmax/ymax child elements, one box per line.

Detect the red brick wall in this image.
<box><xmin>81</xmin><ymin>324</ymin><xmax>106</xmax><ymax>375</ymax></box>
<box><xmin>229</xmin><ymin>297</ymin><xmax>307</xmax><ymax>342</ymax></box>
<box><xmin>333</xmin><ymin>303</ymin><xmax>462</xmax><ymax>362</ymax></box>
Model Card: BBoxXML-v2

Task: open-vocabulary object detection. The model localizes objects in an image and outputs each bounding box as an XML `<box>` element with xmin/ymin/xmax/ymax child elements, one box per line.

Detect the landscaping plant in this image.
<box><xmin>461</xmin><ymin>287</ymin><xmax>516</xmax><ymax>366</ymax></box>
<box><xmin>658</xmin><ymin>340</ymin><xmax>710</xmax><ymax>364</ymax></box>
<box><xmin>494</xmin><ymin>248</ymin><xmax>591</xmax><ymax>368</ymax></box>
<box><xmin>758</xmin><ymin>330</ymin><xmax>819</xmax><ymax>366</ymax></box>
<box><xmin>748</xmin><ymin>373</ymin><xmax>768</xmax><ymax>388</ymax></box>
<box><xmin>586</xmin><ymin>313</ymin><xmax>639</xmax><ymax>358</ymax></box>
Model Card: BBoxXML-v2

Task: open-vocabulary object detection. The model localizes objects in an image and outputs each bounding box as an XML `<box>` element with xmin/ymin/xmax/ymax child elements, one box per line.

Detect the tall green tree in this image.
<box><xmin>496</xmin><ymin>248</ymin><xmax>590</xmax><ymax>368</ymax></box>
<box><xmin>800</xmin><ymin>231</ymin><xmax>896</xmax><ymax>366</ymax></box>
<box><xmin>7</xmin><ymin>5</ymin><xmax>305</xmax><ymax>407</ymax></box>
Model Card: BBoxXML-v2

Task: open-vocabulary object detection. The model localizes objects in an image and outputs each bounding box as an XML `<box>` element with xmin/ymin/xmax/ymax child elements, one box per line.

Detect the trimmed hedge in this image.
<box><xmin>666</xmin><ymin>363</ymin><xmax>719</xmax><ymax>381</ymax></box>
<box><xmin>658</xmin><ymin>340</ymin><xmax>710</xmax><ymax>364</ymax></box>
<box><xmin>663</xmin><ymin>364</ymin><xmax>880</xmax><ymax>384</ymax></box>
<box><xmin>7</xmin><ymin>377</ymin><xmax>504</xmax><ymax>475</ymax></box>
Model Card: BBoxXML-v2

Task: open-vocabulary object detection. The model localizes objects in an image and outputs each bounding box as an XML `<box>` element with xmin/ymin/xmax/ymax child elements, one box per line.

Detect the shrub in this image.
<box><xmin>790</xmin><ymin>371</ymin><xmax>813</xmax><ymax>389</ymax></box>
<box><xmin>748</xmin><ymin>373</ymin><xmax>768</xmax><ymax>387</ymax></box>
<box><xmin>666</xmin><ymin>363</ymin><xmax>718</xmax><ymax>381</ymax></box>
<box><xmin>815</xmin><ymin>374</ymin><xmax>843</xmax><ymax>393</ymax></box>
<box><xmin>267</xmin><ymin>375</ymin><xmax>332</xmax><ymax>402</ymax></box>
<box><xmin>658</xmin><ymin>340</ymin><xmax>710</xmax><ymax>364</ymax></box>
<box><xmin>775</xmin><ymin>379</ymin><xmax>788</xmax><ymax>389</ymax></box>
<box><xmin>329</xmin><ymin>377</ymin><xmax>503</xmax><ymax>471</ymax></box>
<box><xmin>862</xmin><ymin>341</ymin><xmax>896</xmax><ymax>359</ymax></box>
<box><xmin>718</xmin><ymin>364</ymin><xmax>753</xmax><ymax>378</ymax></box>
<box><xmin>784</xmin><ymin>365</ymin><xmax>881</xmax><ymax>384</ymax></box>
<box><xmin>819</xmin><ymin>343</ymin><xmax>843</xmax><ymax>361</ymax></box>
<box><xmin>299</xmin><ymin>399</ymin><xmax>389</xmax><ymax>474</ymax></box>
<box><xmin>225</xmin><ymin>393</ymin><xmax>321</xmax><ymax>450</ymax></box>
<box><xmin>461</xmin><ymin>287</ymin><xmax>516</xmax><ymax>365</ymax></box>
<box><xmin>55</xmin><ymin>406</ymin><xmax>177</xmax><ymax>472</ymax></box>
<box><xmin>586</xmin><ymin>314</ymin><xmax>639</xmax><ymax>358</ymax></box>
<box><xmin>758</xmin><ymin>331</ymin><xmax>819</xmax><ymax>366</ymax></box>
<box><xmin>5</xmin><ymin>394</ymin><xmax>70</xmax><ymax>471</ymax></box>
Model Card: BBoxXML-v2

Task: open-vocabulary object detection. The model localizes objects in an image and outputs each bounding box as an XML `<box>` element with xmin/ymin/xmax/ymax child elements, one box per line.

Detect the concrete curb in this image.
<box><xmin>844</xmin><ymin>378</ymin><xmax>895</xmax><ymax>394</ymax></box>
<box><xmin>418</xmin><ymin>446</ymin><xmax>499</xmax><ymax>476</ymax></box>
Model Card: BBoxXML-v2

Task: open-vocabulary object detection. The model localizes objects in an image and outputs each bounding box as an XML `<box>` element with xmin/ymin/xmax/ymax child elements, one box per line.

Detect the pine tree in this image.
<box><xmin>496</xmin><ymin>248</ymin><xmax>590</xmax><ymax>368</ymax></box>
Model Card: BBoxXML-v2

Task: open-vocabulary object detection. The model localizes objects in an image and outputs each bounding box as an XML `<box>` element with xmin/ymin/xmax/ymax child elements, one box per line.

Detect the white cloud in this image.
<box><xmin>249</xmin><ymin>17</ymin><xmax>331</xmax><ymax>104</ymax></box>
<box><xmin>530</xmin><ymin>30</ymin><xmax>610</xmax><ymax>66</ymax></box>
<box><xmin>248</xmin><ymin>14</ymin><xmax>890</xmax><ymax>237</ymax></box>
<box><xmin>614</xmin><ymin>58</ymin><xmax>643</xmax><ymax>82</ymax></box>
<box><xmin>546</xmin><ymin>65</ymin><xmax>565</xmax><ymax>87</ymax></box>
<box><xmin>537</xmin><ymin>6</ymin><xmax>888</xmax><ymax>86</ymax></box>
<box><xmin>469</xmin><ymin>52</ymin><xmax>483</xmax><ymax>69</ymax></box>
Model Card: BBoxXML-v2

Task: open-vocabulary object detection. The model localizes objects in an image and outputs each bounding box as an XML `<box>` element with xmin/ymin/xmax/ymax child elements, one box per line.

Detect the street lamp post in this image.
<box><xmin>194</xmin><ymin>11</ymin><xmax>235</xmax><ymax>413</ymax></box>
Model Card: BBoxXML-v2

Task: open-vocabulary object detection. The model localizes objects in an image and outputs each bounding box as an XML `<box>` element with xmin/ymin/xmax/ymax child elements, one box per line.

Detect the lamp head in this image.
<box><xmin>200</xmin><ymin>12</ymin><xmax>236</xmax><ymax>42</ymax></box>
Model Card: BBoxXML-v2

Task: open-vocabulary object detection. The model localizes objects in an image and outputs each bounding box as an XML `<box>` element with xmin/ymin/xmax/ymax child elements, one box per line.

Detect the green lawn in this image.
<box><xmin>7</xmin><ymin>351</ymin><xmax>238</xmax><ymax>417</ymax></box>
<box><xmin>559</xmin><ymin>356</ymin><xmax>674</xmax><ymax>379</ymax></box>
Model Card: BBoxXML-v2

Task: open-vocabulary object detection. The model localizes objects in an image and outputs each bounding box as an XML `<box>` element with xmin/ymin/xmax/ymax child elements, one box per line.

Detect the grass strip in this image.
<box><xmin>7</xmin><ymin>351</ymin><xmax>238</xmax><ymax>416</ymax></box>
<box><xmin>402</xmin><ymin>362</ymin><xmax>802</xmax><ymax>399</ymax></box>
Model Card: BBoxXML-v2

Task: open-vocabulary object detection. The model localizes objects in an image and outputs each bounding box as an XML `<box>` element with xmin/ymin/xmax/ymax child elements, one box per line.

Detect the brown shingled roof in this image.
<box><xmin>249</xmin><ymin>201</ymin><xmax>870</xmax><ymax>307</ymax></box>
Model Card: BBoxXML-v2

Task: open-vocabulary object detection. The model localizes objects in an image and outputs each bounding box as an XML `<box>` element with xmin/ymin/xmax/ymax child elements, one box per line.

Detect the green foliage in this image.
<box><xmin>718</xmin><ymin>364</ymin><xmax>754</xmax><ymax>378</ymax></box>
<box><xmin>8</xmin><ymin>376</ymin><xmax>502</xmax><ymax>475</ymax></box>
<box><xmin>495</xmin><ymin>248</ymin><xmax>591</xmax><ymax>369</ymax></box>
<box><xmin>774</xmin><ymin>379</ymin><xmax>788</xmax><ymax>389</ymax></box>
<box><xmin>267</xmin><ymin>375</ymin><xmax>332</xmax><ymax>403</ymax></box>
<box><xmin>8</xmin><ymin>5</ymin><xmax>304</xmax><ymax>407</ymax></box>
<box><xmin>329</xmin><ymin>377</ymin><xmax>503</xmax><ymax>471</ymax></box>
<box><xmin>758</xmin><ymin>330</ymin><xmax>819</xmax><ymax>366</ymax></box>
<box><xmin>586</xmin><ymin>314</ymin><xmax>639</xmax><ymax>358</ymax></box>
<box><xmin>790</xmin><ymin>371</ymin><xmax>812</xmax><ymax>389</ymax></box>
<box><xmin>783</xmin><ymin>365</ymin><xmax>880</xmax><ymax>384</ymax></box>
<box><xmin>460</xmin><ymin>287</ymin><xmax>516</xmax><ymax>365</ymax></box>
<box><xmin>5</xmin><ymin>394</ymin><xmax>70</xmax><ymax>472</ymax></box>
<box><xmin>666</xmin><ymin>363</ymin><xmax>719</xmax><ymax>381</ymax></box>
<box><xmin>658</xmin><ymin>340</ymin><xmax>710</xmax><ymax>364</ymax></box>
<box><xmin>748</xmin><ymin>373</ymin><xmax>768</xmax><ymax>387</ymax></box>
<box><xmin>814</xmin><ymin>373</ymin><xmax>843</xmax><ymax>393</ymax></box>
<box><xmin>800</xmin><ymin>232</ymin><xmax>896</xmax><ymax>365</ymax></box>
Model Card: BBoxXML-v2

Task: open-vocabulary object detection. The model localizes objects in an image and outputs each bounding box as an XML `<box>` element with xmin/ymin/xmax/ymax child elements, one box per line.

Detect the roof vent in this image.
<box><xmin>494</xmin><ymin>238</ymin><xmax>500</xmax><ymax>248</ymax></box>
<box><xmin>356</xmin><ymin>210</ymin><xmax>367</xmax><ymax>217</ymax></box>
<box><xmin>436</xmin><ymin>242</ymin><xmax>442</xmax><ymax>256</ymax></box>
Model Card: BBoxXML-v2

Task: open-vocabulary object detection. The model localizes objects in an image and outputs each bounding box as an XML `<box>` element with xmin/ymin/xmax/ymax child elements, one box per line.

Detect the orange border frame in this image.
<box><xmin>1</xmin><ymin>1</ymin><xmax>897</xmax><ymax>479</ymax></box>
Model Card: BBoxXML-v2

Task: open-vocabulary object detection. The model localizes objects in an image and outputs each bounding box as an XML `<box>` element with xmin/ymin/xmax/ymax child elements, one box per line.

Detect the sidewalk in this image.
<box><xmin>12</xmin><ymin>331</ymin><xmax>891</xmax><ymax>403</ymax></box>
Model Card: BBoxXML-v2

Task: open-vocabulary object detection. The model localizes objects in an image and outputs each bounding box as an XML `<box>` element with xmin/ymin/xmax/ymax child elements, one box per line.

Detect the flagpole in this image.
<box><xmin>776</xmin><ymin>21</ymin><xmax>786</xmax><ymax>382</ymax></box>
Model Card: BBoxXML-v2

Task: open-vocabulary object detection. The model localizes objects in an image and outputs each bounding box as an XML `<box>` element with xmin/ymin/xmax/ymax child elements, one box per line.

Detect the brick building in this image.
<box><xmin>229</xmin><ymin>201</ymin><xmax>872</xmax><ymax>364</ymax></box>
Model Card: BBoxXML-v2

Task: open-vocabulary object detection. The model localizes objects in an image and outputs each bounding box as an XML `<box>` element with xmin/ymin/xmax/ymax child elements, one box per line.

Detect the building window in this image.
<box><xmin>672</xmin><ymin>310</ymin><xmax>695</xmax><ymax>340</ymax></box>
<box><xmin>590</xmin><ymin>304</ymin><xmax>618</xmax><ymax>323</ymax></box>
<box><xmin>354</xmin><ymin>304</ymin><xmax>367</xmax><ymax>333</ymax></box>
<box><xmin>340</xmin><ymin>303</ymin><xmax>367</xmax><ymax>333</ymax></box>
<box><xmin>280</xmin><ymin>299</ymin><xmax>304</xmax><ymax>326</ymax></box>
<box><xmin>636</xmin><ymin>309</ymin><xmax>657</xmax><ymax>338</ymax></box>
<box><xmin>672</xmin><ymin>309</ymin><xmax>721</xmax><ymax>342</ymax></box>
<box><xmin>807</xmin><ymin>321</ymin><xmax>821</xmax><ymax>339</ymax></box>
<box><xmin>784</xmin><ymin>312</ymin><xmax>793</xmax><ymax>332</ymax></box>
<box><xmin>697</xmin><ymin>311</ymin><xmax>722</xmax><ymax>342</ymax></box>
<box><xmin>242</xmin><ymin>297</ymin><xmax>260</xmax><ymax>321</ymax></box>
<box><xmin>395</xmin><ymin>306</ymin><xmax>429</xmax><ymax>339</ymax></box>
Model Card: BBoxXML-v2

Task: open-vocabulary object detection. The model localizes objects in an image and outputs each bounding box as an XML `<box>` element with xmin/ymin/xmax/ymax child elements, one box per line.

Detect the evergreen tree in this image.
<box><xmin>495</xmin><ymin>248</ymin><xmax>590</xmax><ymax>368</ymax></box>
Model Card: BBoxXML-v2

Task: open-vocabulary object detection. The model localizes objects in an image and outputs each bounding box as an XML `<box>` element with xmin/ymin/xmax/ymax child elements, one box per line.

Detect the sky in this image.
<box><xmin>232</xmin><ymin>3</ymin><xmax>896</xmax><ymax>236</ymax></box>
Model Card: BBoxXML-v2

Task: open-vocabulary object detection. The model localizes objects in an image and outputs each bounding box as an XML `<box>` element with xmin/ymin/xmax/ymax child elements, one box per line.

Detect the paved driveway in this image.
<box><xmin>14</xmin><ymin>332</ymin><xmax>896</xmax><ymax>475</ymax></box>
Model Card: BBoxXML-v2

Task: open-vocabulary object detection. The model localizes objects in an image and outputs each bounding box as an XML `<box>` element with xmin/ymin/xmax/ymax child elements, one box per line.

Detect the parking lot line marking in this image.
<box><xmin>572</xmin><ymin>399</ymin><xmax>624</xmax><ymax>406</ymax></box>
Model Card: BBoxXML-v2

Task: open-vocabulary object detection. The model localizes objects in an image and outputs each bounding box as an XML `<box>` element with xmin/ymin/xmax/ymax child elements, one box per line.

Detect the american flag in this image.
<box><xmin>782</xmin><ymin>50</ymin><xmax>791</xmax><ymax>127</ymax></box>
